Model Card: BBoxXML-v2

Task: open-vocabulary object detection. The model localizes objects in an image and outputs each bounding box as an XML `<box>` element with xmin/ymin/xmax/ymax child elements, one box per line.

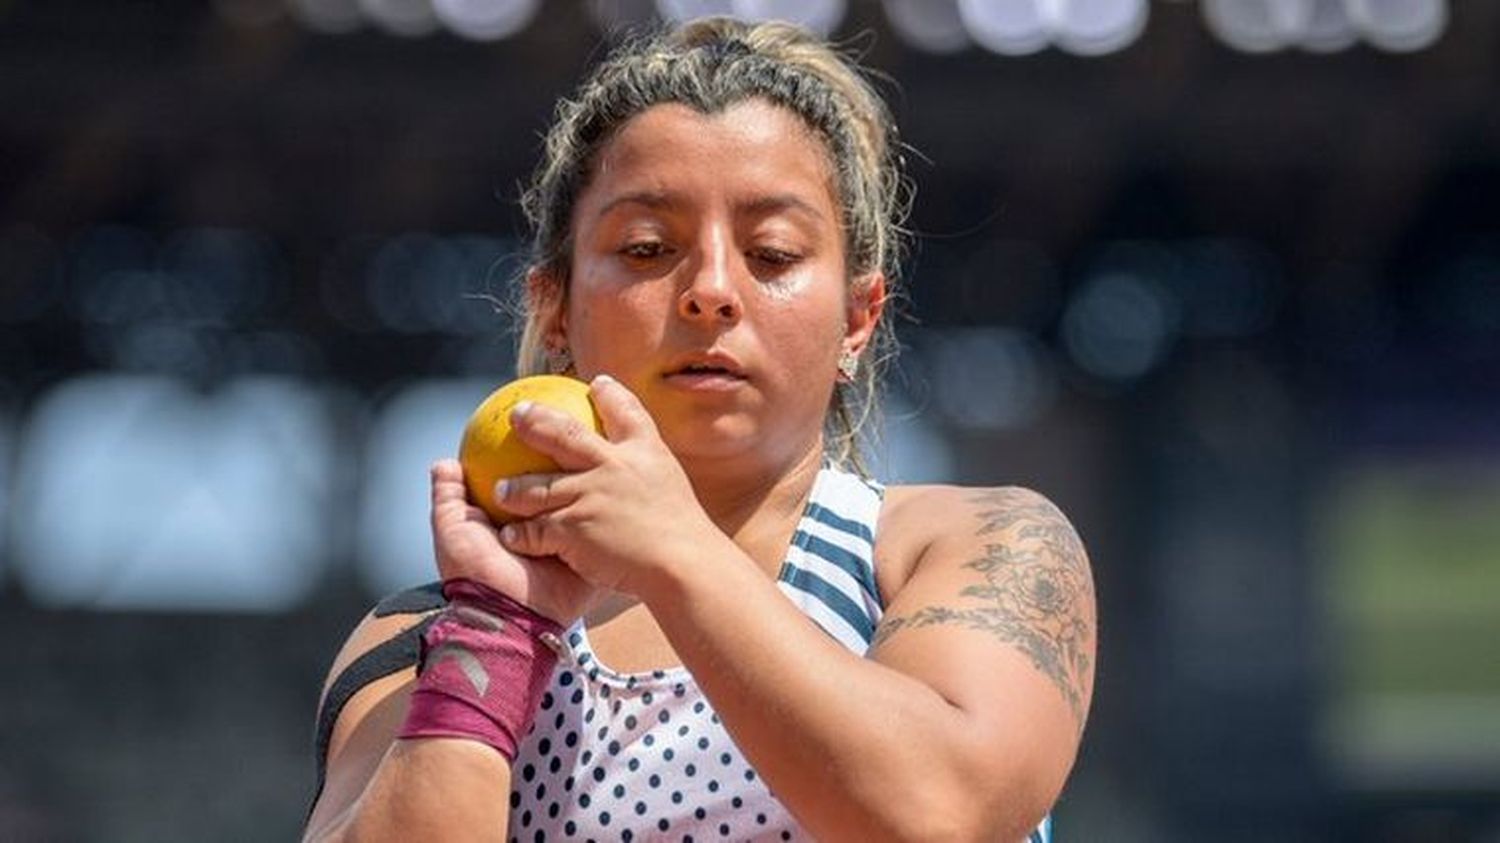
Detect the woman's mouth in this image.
<box><xmin>664</xmin><ymin>357</ymin><xmax>748</xmax><ymax>390</ymax></box>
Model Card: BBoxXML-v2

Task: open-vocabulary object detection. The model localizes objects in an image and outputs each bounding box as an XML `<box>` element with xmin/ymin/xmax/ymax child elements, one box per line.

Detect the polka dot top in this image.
<box><xmin>504</xmin><ymin>466</ymin><xmax>1053</xmax><ymax>843</ymax></box>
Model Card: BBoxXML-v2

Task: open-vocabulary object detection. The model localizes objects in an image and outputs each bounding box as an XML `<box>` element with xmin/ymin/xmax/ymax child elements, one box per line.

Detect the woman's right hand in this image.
<box><xmin>429</xmin><ymin>458</ymin><xmax>598</xmax><ymax>624</ymax></box>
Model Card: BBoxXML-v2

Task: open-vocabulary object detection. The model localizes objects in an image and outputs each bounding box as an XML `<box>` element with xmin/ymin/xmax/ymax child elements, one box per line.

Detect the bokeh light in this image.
<box><xmin>109</xmin><ymin>322</ymin><xmax>224</xmax><ymax>380</ymax></box>
<box><xmin>62</xmin><ymin>225</ymin><xmax>281</xmax><ymax>327</ymax></box>
<box><xmin>956</xmin><ymin>0</ymin><xmax>1049</xmax><ymax>56</ymax></box>
<box><xmin>67</xmin><ymin>224</ymin><xmax>157</xmax><ymax>325</ymax></box>
<box><xmin>159</xmin><ymin>227</ymin><xmax>278</xmax><ymax>324</ymax></box>
<box><xmin>365</xmin><ymin>232</ymin><xmax>515</xmax><ymax>335</ymax></box>
<box><xmin>875</xmin><ymin>392</ymin><xmax>957</xmax><ymax>483</ymax></box>
<box><xmin>1348</xmin><ymin>0</ymin><xmax>1447</xmax><ymax>53</ymax></box>
<box><xmin>12</xmin><ymin>375</ymin><xmax>338</xmax><ymax>611</ymax></box>
<box><xmin>882</xmin><ymin>0</ymin><xmax>970</xmax><ymax>54</ymax></box>
<box><xmin>1050</xmin><ymin>0</ymin><xmax>1149</xmax><ymax>56</ymax></box>
<box><xmin>925</xmin><ymin>327</ymin><xmax>1058</xmax><ymax>430</ymax></box>
<box><xmin>357</xmin><ymin>378</ymin><xmax>495</xmax><ymax>594</ymax></box>
<box><xmin>1202</xmin><ymin>0</ymin><xmax>1446</xmax><ymax>54</ymax></box>
<box><xmin>732</xmin><ymin>0</ymin><xmax>845</xmax><ymax>36</ymax></box>
<box><xmin>1062</xmin><ymin>271</ymin><xmax>1180</xmax><ymax>382</ymax></box>
<box><xmin>1202</xmin><ymin>0</ymin><xmax>1309</xmax><ymax>54</ymax></box>
<box><xmin>432</xmin><ymin>0</ymin><xmax>540</xmax><ymax>41</ymax></box>
<box><xmin>655</xmin><ymin>0</ymin><xmax>735</xmax><ymax>24</ymax></box>
<box><xmin>1299</xmin><ymin>0</ymin><xmax>1358</xmax><ymax>53</ymax></box>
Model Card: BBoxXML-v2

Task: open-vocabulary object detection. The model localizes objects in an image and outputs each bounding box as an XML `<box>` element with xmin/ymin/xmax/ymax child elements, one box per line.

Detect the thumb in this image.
<box><xmin>590</xmin><ymin>374</ymin><xmax>657</xmax><ymax>442</ymax></box>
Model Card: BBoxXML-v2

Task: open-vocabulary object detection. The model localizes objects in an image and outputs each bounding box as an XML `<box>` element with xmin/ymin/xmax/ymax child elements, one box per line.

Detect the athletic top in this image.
<box><xmin>313</xmin><ymin>466</ymin><xmax>1053</xmax><ymax>842</ymax></box>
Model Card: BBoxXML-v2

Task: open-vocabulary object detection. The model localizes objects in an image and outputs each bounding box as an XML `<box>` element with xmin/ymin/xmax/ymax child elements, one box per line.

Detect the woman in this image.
<box><xmin>305</xmin><ymin>17</ymin><xmax>1094</xmax><ymax>843</ymax></box>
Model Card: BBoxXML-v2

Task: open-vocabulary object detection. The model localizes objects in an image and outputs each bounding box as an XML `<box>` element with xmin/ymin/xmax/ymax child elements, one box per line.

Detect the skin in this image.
<box><xmin>305</xmin><ymin>99</ymin><xmax>1095</xmax><ymax>843</ymax></box>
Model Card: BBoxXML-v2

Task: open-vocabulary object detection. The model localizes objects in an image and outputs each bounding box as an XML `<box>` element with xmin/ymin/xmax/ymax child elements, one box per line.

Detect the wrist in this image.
<box><xmin>397</xmin><ymin>578</ymin><xmax>564</xmax><ymax>760</ymax></box>
<box><xmin>636</xmin><ymin>527</ymin><xmax>749</xmax><ymax>608</ymax></box>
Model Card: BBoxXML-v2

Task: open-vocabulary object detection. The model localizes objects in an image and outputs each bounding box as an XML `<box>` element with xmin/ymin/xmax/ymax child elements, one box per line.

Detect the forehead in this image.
<box><xmin>578</xmin><ymin>99</ymin><xmax>839</xmax><ymax>217</ymax></box>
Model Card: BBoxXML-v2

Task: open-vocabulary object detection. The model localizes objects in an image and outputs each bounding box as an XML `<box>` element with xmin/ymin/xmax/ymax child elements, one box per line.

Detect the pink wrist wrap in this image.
<box><xmin>397</xmin><ymin>578</ymin><xmax>564</xmax><ymax>761</ymax></box>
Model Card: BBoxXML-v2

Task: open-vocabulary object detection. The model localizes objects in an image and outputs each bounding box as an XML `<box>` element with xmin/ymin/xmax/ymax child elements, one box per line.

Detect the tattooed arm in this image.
<box><xmin>874</xmin><ymin>486</ymin><xmax>1096</xmax><ymax>727</ymax></box>
<box><xmin>867</xmin><ymin>485</ymin><xmax>1097</xmax><ymax>830</ymax></box>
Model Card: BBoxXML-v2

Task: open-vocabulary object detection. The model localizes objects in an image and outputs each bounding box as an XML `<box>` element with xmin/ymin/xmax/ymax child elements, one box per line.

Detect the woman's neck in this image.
<box><xmin>681</xmin><ymin>443</ymin><xmax>824</xmax><ymax>571</ymax></box>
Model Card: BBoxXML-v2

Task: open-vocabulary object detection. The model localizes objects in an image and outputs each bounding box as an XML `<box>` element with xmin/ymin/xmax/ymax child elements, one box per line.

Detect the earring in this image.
<box><xmin>545</xmin><ymin>346</ymin><xmax>574</xmax><ymax>375</ymax></box>
<box><xmin>836</xmin><ymin>349</ymin><xmax>859</xmax><ymax>383</ymax></box>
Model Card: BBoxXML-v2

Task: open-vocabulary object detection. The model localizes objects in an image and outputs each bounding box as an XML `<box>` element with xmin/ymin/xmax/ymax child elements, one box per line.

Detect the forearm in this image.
<box><xmin>307</xmin><ymin>738</ymin><xmax>512</xmax><ymax>843</ymax></box>
<box><xmin>642</xmin><ymin>540</ymin><xmax>1004</xmax><ymax>842</ymax></box>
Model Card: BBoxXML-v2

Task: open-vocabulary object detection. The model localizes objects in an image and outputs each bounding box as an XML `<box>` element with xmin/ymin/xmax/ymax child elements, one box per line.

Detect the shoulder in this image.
<box><xmin>881</xmin><ymin>483</ymin><xmax>1073</xmax><ymax>529</ymax></box>
<box><xmin>307</xmin><ymin>583</ymin><xmax>446</xmax><ymax>830</ymax></box>
<box><xmin>317</xmin><ymin>583</ymin><xmax>446</xmax><ymax>708</ymax></box>
<box><xmin>876</xmin><ymin>484</ymin><xmax>1088</xmax><ymax>597</ymax></box>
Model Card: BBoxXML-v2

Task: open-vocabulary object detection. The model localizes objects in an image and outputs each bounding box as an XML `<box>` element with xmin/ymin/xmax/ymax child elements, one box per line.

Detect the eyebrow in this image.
<box><xmin>593</xmin><ymin>190</ymin><xmax>828</xmax><ymax>223</ymax></box>
<box><xmin>595</xmin><ymin>190</ymin><xmax>678</xmax><ymax>219</ymax></box>
<box><xmin>739</xmin><ymin>194</ymin><xmax>827</xmax><ymax>224</ymax></box>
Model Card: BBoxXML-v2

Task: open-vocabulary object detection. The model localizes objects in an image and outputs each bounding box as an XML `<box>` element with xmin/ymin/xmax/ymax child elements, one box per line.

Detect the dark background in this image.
<box><xmin>2</xmin><ymin>1</ymin><xmax>1498</xmax><ymax>840</ymax></box>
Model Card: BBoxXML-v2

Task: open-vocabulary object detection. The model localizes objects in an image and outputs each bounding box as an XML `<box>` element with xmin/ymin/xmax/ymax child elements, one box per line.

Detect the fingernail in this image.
<box><xmin>494</xmin><ymin>479</ymin><xmax>509</xmax><ymax>501</ymax></box>
<box><xmin>500</xmin><ymin>524</ymin><xmax>516</xmax><ymax>544</ymax></box>
<box><xmin>512</xmin><ymin>400</ymin><xmax>533</xmax><ymax>420</ymax></box>
<box><xmin>593</xmin><ymin>374</ymin><xmax>616</xmax><ymax>387</ymax></box>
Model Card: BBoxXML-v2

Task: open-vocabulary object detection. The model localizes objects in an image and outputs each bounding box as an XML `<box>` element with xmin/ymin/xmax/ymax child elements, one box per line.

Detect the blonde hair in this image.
<box><xmin>516</xmin><ymin>17</ymin><xmax>908</xmax><ymax>474</ymax></box>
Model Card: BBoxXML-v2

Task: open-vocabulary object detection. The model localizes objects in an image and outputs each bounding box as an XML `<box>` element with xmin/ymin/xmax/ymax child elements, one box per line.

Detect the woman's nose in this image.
<box><xmin>678</xmin><ymin>232</ymin><xmax>743</xmax><ymax>323</ymax></box>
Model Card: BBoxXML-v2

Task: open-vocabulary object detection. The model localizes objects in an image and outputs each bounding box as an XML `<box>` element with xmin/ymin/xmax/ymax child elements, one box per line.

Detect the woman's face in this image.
<box><xmin>546</xmin><ymin>99</ymin><xmax>882</xmax><ymax>471</ymax></box>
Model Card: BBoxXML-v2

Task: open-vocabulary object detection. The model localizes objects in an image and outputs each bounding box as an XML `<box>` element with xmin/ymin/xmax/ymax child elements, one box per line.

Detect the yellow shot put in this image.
<box><xmin>458</xmin><ymin>375</ymin><xmax>602</xmax><ymax>523</ymax></box>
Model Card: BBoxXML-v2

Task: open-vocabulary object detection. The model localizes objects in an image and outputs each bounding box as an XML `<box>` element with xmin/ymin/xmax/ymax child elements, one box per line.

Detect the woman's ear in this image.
<box><xmin>526</xmin><ymin>266</ymin><xmax>568</xmax><ymax>351</ymax></box>
<box><xmin>843</xmin><ymin>271</ymin><xmax>887</xmax><ymax>358</ymax></box>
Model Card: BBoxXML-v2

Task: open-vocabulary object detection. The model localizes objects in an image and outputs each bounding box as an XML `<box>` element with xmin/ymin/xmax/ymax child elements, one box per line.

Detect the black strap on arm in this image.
<box><xmin>308</xmin><ymin>582</ymin><xmax>446</xmax><ymax>814</ymax></box>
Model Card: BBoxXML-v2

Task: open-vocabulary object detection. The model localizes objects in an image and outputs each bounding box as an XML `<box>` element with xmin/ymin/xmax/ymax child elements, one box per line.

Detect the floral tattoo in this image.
<box><xmin>873</xmin><ymin>489</ymin><xmax>1096</xmax><ymax>726</ymax></box>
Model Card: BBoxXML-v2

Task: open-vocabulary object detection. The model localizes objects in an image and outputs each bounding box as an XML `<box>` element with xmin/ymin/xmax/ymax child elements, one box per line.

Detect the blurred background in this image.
<box><xmin>1</xmin><ymin>0</ymin><xmax>1497</xmax><ymax>840</ymax></box>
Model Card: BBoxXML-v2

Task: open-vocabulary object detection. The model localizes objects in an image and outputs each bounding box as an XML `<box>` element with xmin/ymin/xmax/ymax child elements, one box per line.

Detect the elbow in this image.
<box><xmin>888</xmin><ymin>800</ymin><xmax>976</xmax><ymax>843</ymax></box>
<box><xmin>836</xmin><ymin>771</ymin><xmax>1021</xmax><ymax>843</ymax></box>
<box><xmin>803</xmin><ymin>763</ymin><xmax>1053</xmax><ymax>843</ymax></box>
<box><xmin>806</xmin><ymin>768</ymin><xmax>993</xmax><ymax>843</ymax></box>
<box><xmin>808</xmin><ymin>706</ymin><xmax>1072</xmax><ymax>842</ymax></box>
<box><xmin>878</xmin><ymin>746</ymin><xmax>1058</xmax><ymax>843</ymax></box>
<box><xmin>895</xmin><ymin>783</ymin><xmax>1049</xmax><ymax>843</ymax></box>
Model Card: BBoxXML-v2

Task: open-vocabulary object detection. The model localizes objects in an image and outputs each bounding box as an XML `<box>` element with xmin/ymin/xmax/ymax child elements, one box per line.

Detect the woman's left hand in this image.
<box><xmin>491</xmin><ymin>375</ymin><xmax>724</xmax><ymax>598</ymax></box>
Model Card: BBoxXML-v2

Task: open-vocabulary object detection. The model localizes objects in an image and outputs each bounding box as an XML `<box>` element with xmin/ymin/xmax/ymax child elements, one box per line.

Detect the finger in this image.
<box><xmin>430</xmin><ymin>458</ymin><xmax>465</xmax><ymax>499</ymax></box>
<box><xmin>430</xmin><ymin>459</ymin><xmax>479</xmax><ymax>530</ymax></box>
<box><xmin>493</xmin><ymin>472</ymin><xmax>578</xmax><ymax>518</ymax></box>
<box><xmin>498</xmin><ymin>514</ymin><xmax>562</xmax><ymax>560</ymax></box>
<box><xmin>510</xmin><ymin>400</ymin><xmax>609</xmax><ymax>470</ymax></box>
<box><xmin>589</xmin><ymin>374</ymin><xmax>658</xmax><ymax>443</ymax></box>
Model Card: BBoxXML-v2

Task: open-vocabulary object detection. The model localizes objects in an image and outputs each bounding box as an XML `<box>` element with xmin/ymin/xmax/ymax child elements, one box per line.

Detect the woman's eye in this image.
<box><xmin>621</xmin><ymin>241</ymin><xmax>669</xmax><ymax>260</ymax></box>
<box><xmin>751</xmin><ymin>247</ymin><xmax>801</xmax><ymax>267</ymax></box>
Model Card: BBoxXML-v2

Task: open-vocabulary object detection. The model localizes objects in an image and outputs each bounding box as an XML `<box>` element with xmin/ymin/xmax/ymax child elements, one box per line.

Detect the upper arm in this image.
<box><xmin>870</xmin><ymin>486</ymin><xmax>1096</xmax><ymax>826</ymax></box>
<box><xmin>304</xmin><ymin>594</ymin><xmax>443</xmax><ymax>841</ymax></box>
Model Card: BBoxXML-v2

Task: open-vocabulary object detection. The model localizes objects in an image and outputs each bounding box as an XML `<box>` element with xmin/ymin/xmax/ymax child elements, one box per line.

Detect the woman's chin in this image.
<box><xmin>659</xmin><ymin>424</ymin><xmax>758</xmax><ymax>463</ymax></box>
<box><xmin>659</xmin><ymin>421</ymin><xmax>820</xmax><ymax>476</ymax></box>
